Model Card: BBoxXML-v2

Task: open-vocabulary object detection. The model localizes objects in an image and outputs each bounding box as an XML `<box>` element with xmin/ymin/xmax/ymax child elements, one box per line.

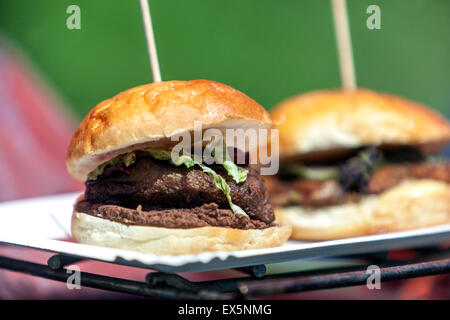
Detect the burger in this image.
<box><xmin>268</xmin><ymin>88</ymin><xmax>450</xmax><ymax>241</ymax></box>
<box><xmin>67</xmin><ymin>80</ymin><xmax>291</xmax><ymax>255</ymax></box>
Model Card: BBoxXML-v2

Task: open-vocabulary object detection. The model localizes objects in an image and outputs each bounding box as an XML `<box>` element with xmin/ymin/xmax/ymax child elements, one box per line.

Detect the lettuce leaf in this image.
<box><xmin>88</xmin><ymin>149</ymin><xmax>248</xmax><ymax>216</ymax></box>
<box><xmin>292</xmin><ymin>165</ymin><xmax>339</xmax><ymax>181</ymax></box>
<box><xmin>147</xmin><ymin>150</ymin><xmax>247</xmax><ymax>215</ymax></box>
<box><xmin>146</xmin><ymin>150</ymin><xmax>171</xmax><ymax>161</ymax></box>
<box><xmin>196</xmin><ymin>163</ymin><xmax>247</xmax><ymax>215</ymax></box>
<box><xmin>146</xmin><ymin>150</ymin><xmax>195</xmax><ymax>168</ymax></box>
<box><xmin>87</xmin><ymin>152</ymin><xmax>136</xmax><ymax>180</ymax></box>
<box><xmin>222</xmin><ymin>159</ymin><xmax>248</xmax><ymax>183</ymax></box>
<box><xmin>211</xmin><ymin>146</ymin><xmax>249</xmax><ymax>183</ymax></box>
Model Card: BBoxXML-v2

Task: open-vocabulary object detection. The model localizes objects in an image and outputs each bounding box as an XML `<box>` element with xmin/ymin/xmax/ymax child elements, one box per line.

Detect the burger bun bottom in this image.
<box><xmin>71</xmin><ymin>211</ymin><xmax>292</xmax><ymax>255</ymax></box>
<box><xmin>275</xmin><ymin>179</ymin><xmax>450</xmax><ymax>241</ymax></box>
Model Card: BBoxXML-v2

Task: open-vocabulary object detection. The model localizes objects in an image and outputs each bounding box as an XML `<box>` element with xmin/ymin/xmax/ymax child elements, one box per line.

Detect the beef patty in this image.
<box><xmin>78</xmin><ymin>155</ymin><xmax>274</xmax><ymax>229</ymax></box>
<box><xmin>75</xmin><ymin>201</ymin><xmax>271</xmax><ymax>229</ymax></box>
<box><xmin>268</xmin><ymin>162</ymin><xmax>450</xmax><ymax>207</ymax></box>
<box><xmin>367</xmin><ymin>162</ymin><xmax>450</xmax><ymax>193</ymax></box>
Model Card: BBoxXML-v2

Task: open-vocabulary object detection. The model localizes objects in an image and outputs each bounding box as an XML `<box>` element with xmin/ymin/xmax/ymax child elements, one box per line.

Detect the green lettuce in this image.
<box><xmin>220</xmin><ymin>152</ymin><xmax>248</xmax><ymax>183</ymax></box>
<box><xmin>223</xmin><ymin>160</ymin><xmax>248</xmax><ymax>183</ymax></box>
<box><xmin>87</xmin><ymin>152</ymin><xmax>136</xmax><ymax>180</ymax></box>
<box><xmin>210</xmin><ymin>146</ymin><xmax>249</xmax><ymax>183</ymax></box>
<box><xmin>88</xmin><ymin>149</ymin><xmax>249</xmax><ymax>215</ymax></box>
<box><xmin>147</xmin><ymin>150</ymin><xmax>247</xmax><ymax>215</ymax></box>
<box><xmin>196</xmin><ymin>163</ymin><xmax>247</xmax><ymax>215</ymax></box>
<box><xmin>291</xmin><ymin>165</ymin><xmax>339</xmax><ymax>181</ymax></box>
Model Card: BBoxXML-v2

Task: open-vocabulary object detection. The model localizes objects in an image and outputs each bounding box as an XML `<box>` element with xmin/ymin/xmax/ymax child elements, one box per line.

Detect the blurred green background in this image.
<box><xmin>0</xmin><ymin>0</ymin><xmax>449</xmax><ymax>120</ymax></box>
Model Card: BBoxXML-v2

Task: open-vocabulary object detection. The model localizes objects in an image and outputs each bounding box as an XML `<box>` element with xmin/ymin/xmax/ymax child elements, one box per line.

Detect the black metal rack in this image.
<box><xmin>0</xmin><ymin>246</ymin><xmax>448</xmax><ymax>299</ymax></box>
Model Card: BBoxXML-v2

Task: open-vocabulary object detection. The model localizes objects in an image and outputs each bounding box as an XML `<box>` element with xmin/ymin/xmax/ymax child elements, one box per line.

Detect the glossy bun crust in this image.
<box><xmin>271</xmin><ymin>89</ymin><xmax>450</xmax><ymax>159</ymax></box>
<box><xmin>67</xmin><ymin>80</ymin><xmax>272</xmax><ymax>181</ymax></box>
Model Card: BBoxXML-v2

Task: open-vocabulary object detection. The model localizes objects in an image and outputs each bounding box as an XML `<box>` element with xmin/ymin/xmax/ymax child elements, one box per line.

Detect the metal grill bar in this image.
<box><xmin>0</xmin><ymin>254</ymin><xmax>448</xmax><ymax>299</ymax></box>
<box><xmin>237</xmin><ymin>258</ymin><xmax>450</xmax><ymax>298</ymax></box>
<box><xmin>0</xmin><ymin>256</ymin><xmax>230</xmax><ymax>300</ymax></box>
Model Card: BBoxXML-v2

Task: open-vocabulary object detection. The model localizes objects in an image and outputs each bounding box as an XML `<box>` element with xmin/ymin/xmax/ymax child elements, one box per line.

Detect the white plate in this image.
<box><xmin>0</xmin><ymin>193</ymin><xmax>449</xmax><ymax>273</ymax></box>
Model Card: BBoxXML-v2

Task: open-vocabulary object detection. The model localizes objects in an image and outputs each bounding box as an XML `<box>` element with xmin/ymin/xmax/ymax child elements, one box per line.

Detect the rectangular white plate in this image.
<box><xmin>0</xmin><ymin>192</ymin><xmax>449</xmax><ymax>273</ymax></box>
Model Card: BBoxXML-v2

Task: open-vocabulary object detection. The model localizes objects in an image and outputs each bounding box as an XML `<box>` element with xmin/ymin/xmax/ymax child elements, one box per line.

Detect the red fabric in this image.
<box><xmin>0</xmin><ymin>44</ymin><xmax>89</xmax><ymax>298</ymax></box>
<box><xmin>0</xmin><ymin>49</ymin><xmax>82</xmax><ymax>200</ymax></box>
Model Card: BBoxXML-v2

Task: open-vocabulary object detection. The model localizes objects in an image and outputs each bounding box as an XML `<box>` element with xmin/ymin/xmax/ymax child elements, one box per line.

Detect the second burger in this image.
<box><xmin>268</xmin><ymin>88</ymin><xmax>450</xmax><ymax>240</ymax></box>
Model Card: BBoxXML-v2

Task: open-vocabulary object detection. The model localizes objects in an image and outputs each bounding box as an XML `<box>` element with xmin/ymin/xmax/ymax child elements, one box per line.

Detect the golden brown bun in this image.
<box><xmin>71</xmin><ymin>211</ymin><xmax>292</xmax><ymax>255</ymax></box>
<box><xmin>67</xmin><ymin>80</ymin><xmax>271</xmax><ymax>181</ymax></box>
<box><xmin>275</xmin><ymin>179</ymin><xmax>450</xmax><ymax>241</ymax></box>
<box><xmin>271</xmin><ymin>89</ymin><xmax>450</xmax><ymax>159</ymax></box>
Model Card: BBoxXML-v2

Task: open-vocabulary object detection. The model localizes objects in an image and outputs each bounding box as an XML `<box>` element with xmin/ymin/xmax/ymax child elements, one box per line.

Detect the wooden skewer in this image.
<box><xmin>139</xmin><ymin>0</ymin><xmax>162</xmax><ymax>82</ymax></box>
<box><xmin>331</xmin><ymin>0</ymin><xmax>356</xmax><ymax>91</ymax></box>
